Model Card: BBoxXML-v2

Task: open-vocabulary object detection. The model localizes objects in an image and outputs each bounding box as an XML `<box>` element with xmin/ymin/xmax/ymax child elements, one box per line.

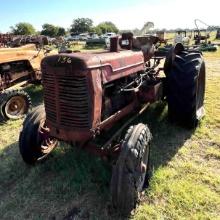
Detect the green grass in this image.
<box><xmin>64</xmin><ymin>42</ymin><xmax>105</xmax><ymax>52</ymax></box>
<box><xmin>0</xmin><ymin>51</ymin><xmax>220</xmax><ymax>219</ymax></box>
<box><xmin>134</xmin><ymin>51</ymin><xmax>220</xmax><ymax>220</ymax></box>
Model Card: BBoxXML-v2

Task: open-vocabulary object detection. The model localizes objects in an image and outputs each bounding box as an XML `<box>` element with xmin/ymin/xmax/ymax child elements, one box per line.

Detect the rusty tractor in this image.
<box><xmin>19</xmin><ymin>33</ymin><xmax>206</xmax><ymax>215</ymax></box>
<box><xmin>0</xmin><ymin>43</ymin><xmax>51</xmax><ymax>121</ymax></box>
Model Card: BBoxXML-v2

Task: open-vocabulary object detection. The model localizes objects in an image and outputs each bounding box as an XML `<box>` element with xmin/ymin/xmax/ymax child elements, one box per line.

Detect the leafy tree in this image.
<box><xmin>57</xmin><ymin>27</ymin><xmax>66</xmax><ymax>36</ymax></box>
<box><xmin>10</xmin><ymin>22</ymin><xmax>36</xmax><ymax>35</ymax></box>
<box><xmin>90</xmin><ymin>26</ymin><xmax>102</xmax><ymax>36</ymax></box>
<box><xmin>41</xmin><ymin>24</ymin><xmax>66</xmax><ymax>37</ymax></box>
<box><xmin>94</xmin><ymin>26</ymin><xmax>102</xmax><ymax>36</ymax></box>
<box><xmin>70</xmin><ymin>18</ymin><xmax>93</xmax><ymax>34</ymax></box>
<box><xmin>96</xmin><ymin>22</ymin><xmax>119</xmax><ymax>34</ymax></box>
<box><xmin>41</xmin><ymin>24</ymin><xmax>58</xmax><ymax>37</ymax></box>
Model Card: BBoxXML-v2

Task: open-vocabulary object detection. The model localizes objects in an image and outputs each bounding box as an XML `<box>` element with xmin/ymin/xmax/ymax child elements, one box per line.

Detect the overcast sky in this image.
<box><xmin>0</xmin><ymin>0</ymin><xmax>219</xmax><ymax>32</ymax></box>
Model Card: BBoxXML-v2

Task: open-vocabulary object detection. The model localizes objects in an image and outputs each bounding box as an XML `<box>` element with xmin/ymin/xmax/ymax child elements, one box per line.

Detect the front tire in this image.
<box><xmin>19</xmin><ymin>105</ymin><xmax>58</xmax><ymax>164</ymax></box>
<box><xmin>110</xmin><ymin>123</ymin><xmax>152</xmax><ymax>216</ymax></box>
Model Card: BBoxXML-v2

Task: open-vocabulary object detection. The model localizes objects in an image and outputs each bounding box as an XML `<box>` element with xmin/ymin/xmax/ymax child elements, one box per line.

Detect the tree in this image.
<box><xmin>41</xmin><ymin>24</ymin><xmax>66</xmax><ymax>37</ymax></box>
<box><xmin>41</xmin><ymin>24</ymin><xmax>58</xmax><ymax>37</ymax></box>
<box><xmin>10</xmin><ymin>22</ymin><xmax>36</xmax><ymax>35</ymax></box>
<box><xmin>57</xmin><ymin>27</ymin><xmax>66</xmax><ymax>36</ymax></box>
<box><xmin>94</xmin><ymin>26</ymin><xmax>102</xmax><ymax>36</ymax></box>
<box><xmin>70</xmin><ymin>18</ymin><xmax>93</xmax><ymax>34</ymax></box>
<box><xmin>90</xmin><ymin>26</ymin><xmax>102</xmax><ymax>35</ymax></box>
<box><xmin>96</xmin><ymin>22</ymin><xmax>119</xmax><ymax>34</ymax></box>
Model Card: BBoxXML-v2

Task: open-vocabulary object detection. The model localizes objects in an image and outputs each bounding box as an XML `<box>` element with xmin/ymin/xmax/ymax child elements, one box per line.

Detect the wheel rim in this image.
<box><xmin>5</xmin><ymin>96</ymin><xmax>28</xmax><ymax>119</ymax></box>
<box><xmin>37</xmin><ymin>120</ymin><xmax>58</xmax><ymax>160</ymax></box>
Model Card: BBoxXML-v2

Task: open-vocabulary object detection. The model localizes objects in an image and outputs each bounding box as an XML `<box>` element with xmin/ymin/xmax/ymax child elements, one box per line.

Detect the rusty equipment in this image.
<box><xmin>0</xmin><ymin>34</ymin><xmax>13</xmax><ymax>48</ymax></box>
<box><xmin>19</xmin><ymin>32</ymin><xmax>206</xmax><ymax>216</ymax></box>
<box><xmin>10</xmin><ymin>35</ymin><xmax>49</xmax><ymax>48</ymax></box>
<box><xmin>216</xmin><ymin>28</ymin><xmax>220</xmax><ymax>39</ymax></box>
<box><xmin>0</xmin><ymin>44</ymin><xmax>51</xmax><ymax>121</ymax></box>
<box><xmin>156</xmin><ymin>31</ymin><xmax>168</xmax><ymax>44</ymax></box>
<box><xmin>193</xmin><ymin>19</ymin><xmax>220</xmax><ymax>45</ymax></box>
<box><xmin>0</xmin><ymin>34</ymin><xmax>49</xmax><ymax>48</ymax></box>
<box><xmin>194</xmin><ymin>29</ymin><xmax>210</xmax><ymax>45</ymax></box>
<box><xmin>193</xmin><ymin>19</ymin><xmax>210</xmax><ymax>45</ymax></box>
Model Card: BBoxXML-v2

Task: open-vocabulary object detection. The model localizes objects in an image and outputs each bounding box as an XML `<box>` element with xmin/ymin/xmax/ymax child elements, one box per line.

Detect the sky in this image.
<box><xmin>0</xmin><ymin>0</ymin><xmax>219</xmax><ymax>33</ymax></box>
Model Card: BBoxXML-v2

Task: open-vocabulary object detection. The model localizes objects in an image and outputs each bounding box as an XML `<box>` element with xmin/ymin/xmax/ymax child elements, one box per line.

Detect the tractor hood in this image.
<box><xmin>0</xmin><ymin>44</ymin><xmax>43</xmax><ymax>70</ymax></box>
<box><xmin>41</xmin><ymin>50</ymin><xmax>145</xmax><ymax>83</ymax></box>
<box><xmin>0</xmin><ymin>44</ymin><xmax>37</xmax><ymax>52</ymax></box>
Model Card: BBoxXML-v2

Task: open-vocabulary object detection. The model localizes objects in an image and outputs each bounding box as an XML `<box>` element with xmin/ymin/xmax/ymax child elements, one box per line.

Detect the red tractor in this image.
<box><xmin>19</xmin><ymin>33</ymin><xmax>206</xmax><ymax>215</ymax></box>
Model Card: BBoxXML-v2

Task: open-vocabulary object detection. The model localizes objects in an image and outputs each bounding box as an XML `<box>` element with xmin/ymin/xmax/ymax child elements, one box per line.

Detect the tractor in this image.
<box><xmin>193</xmin><ymin>29</ymin><xmax>210</xmax><ymax>45</ymax></box>
<box><xmin>19</xmin><ymin>33</ymin><xmax>206</xmax><ymax>216</ymax></box>
<box><xmin>193</xmin><ymin>19</ymin><xmax>213</xmax><ymax>45</ymax></box>
<box><xmin>174</xmin><ymin>30</ymin><xmax>192</xmax><ymax>45</ymax></box>
<box><xmin>0</xmin><ymin>43</ymin><xmax>51</xmax><ymax>121</ymax></box>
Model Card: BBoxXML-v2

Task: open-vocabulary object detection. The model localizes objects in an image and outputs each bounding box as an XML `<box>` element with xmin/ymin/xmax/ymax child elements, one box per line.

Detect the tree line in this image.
<box><xmin>9</xmin><ymin>19</ymin><xmax>216</xmax><ymax>37</ymax></box>
<box><xmin>9</xmin><ymin>18</ymin><xmax>119</xmax><ymax>37</ymax></box>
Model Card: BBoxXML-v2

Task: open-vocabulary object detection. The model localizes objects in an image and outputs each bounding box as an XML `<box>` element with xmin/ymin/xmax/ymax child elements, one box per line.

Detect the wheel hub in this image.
<box><xmin>39</xmin><ymin>120</ymin><xmax>58</xmax><ymax>154</ymax></box>
<box><xmin>5</xmin><ymin>96</ymin><xmax>27</xmax><ymax>118</ymax></box>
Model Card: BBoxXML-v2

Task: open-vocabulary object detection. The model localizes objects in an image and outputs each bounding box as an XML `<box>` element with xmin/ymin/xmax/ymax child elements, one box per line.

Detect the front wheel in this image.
<box><xmin>19</xmin><ymin>105</ymin><xmax>58</xmax><ymax>164</ymax></box>
<box><xmin>0</xmin><ymin>89</ymin><xmax>32</xmax><ymax>121</ymax></box>
<box><xmin>110</xmin><ymin>123</ymin><xmax>152</xmax><ymax>216</ymax></box>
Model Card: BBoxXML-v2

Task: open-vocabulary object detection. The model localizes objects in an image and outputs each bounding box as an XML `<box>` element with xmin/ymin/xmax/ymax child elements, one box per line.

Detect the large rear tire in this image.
<box><xmin>19</xmin><ymin>105</ymin><xmax>58</xmax><ymax>165</ymax></box>
<box><xmin>110</xmin><ymin>123</ymin><xmax>152</xmax><ymax>216</ymax></box>
<box><xmin>0</xmin><ymin>89</ymin><xmax>32</xmax><ymax>121</ymax></box>
<box><xmin>165</xmin><ymin>50</ymin><xmax>206</xmax><ymax>128</ymax></box>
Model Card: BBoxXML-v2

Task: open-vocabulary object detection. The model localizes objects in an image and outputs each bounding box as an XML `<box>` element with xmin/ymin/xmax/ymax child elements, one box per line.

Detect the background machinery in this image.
<box><xmin>0</xmin><ymin>42</ymin><xmax>51</xmax><ymax>121</ymax></box>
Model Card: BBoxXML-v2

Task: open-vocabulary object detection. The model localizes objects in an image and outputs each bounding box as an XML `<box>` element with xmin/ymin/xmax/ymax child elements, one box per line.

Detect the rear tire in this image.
<box><xmin>19</xmin><ymin>105</ymin><xmax>57</xmax><ymax>164</ymax></box>
<box><xmin>165</xmin><ymin>50</ymin><xmax>206</xmax><ymax>128</ymax></box>
<box><xmin>0</xmin><ymin>89</ymin><xmax>32</xmax><ymax>121</ymax></box>
<box><xmin>110</xmin><ymin>123</ymin><xmax>152</xmax><ymax>216</ymax></box>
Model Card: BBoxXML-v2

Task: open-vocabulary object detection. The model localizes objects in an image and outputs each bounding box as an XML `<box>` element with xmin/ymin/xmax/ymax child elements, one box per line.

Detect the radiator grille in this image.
<box><xmin>43</xmin><ymin>73</ymin><xmax>57</xmax><ymax>123</ymax></box>
<box><xmin>43</xmin><ymin>70</ymin><xmax>90</xmax><ymax>129</ymax></box>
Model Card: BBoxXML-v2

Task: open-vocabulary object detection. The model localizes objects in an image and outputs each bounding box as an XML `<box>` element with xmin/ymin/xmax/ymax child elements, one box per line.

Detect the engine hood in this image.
<box><xmin>42</xmin><ymin>50</ymin><xmax>145</xmax><ymax>71</ymax></box>
<box><xmin>41</xmin><ymin>50</ymin><xmax>145</xmax><ymax>83</ymax></box>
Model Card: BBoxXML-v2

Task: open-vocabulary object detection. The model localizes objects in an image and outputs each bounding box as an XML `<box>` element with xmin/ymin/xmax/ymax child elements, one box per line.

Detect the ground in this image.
<box><xmin>0</xmin><ymin>50</ymin><xmax>220</xmax><ymax>220</ymax></box>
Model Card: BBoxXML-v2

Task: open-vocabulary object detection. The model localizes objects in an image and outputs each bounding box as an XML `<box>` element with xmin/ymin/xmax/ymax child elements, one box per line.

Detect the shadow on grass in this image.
<box><xmin>0</xmin><ymin>141</ymin><xmax>111</xmax><ymax>219</ymax></box>
<box><xmin>0</xmin><ymin>100</ymin><xmax>195</xmax><ymax>219</ymax></box>
<box><xmin>139</xmin><ymin>101</ymin><xmax>194</xmax><ymax>171</ymax></box>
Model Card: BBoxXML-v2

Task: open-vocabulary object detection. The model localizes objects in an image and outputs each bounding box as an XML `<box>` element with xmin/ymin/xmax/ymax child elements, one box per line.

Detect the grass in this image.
<box><xmin>55</xmin><ymin>41</ymin><xmax>105</xmax><ymax>53</ymax></box>
<box><xmin>134</xmin><ymin>50</ymin><xmax>220</xmax><ymax>220</ymax></box>
<box><xmin>0</xmin><ymin>49</ymin><xmax>220</xmax><ymax>219</ymax></box>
